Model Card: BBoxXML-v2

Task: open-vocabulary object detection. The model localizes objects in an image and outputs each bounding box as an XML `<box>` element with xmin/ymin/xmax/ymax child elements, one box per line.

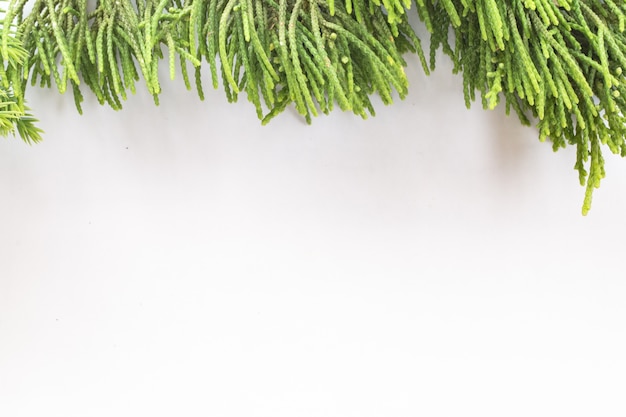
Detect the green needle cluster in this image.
<box><xmin>2</xmin><ymin>0</ymin><xmax>626</xmax><ymax>214</ymax></box>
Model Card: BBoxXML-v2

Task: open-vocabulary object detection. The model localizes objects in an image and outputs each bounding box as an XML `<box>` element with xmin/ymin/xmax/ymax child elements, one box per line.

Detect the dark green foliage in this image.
<box><xmin>422</xmin><ymin>0</ymin><xmax>626</xmax><ymax>214</ymax></box>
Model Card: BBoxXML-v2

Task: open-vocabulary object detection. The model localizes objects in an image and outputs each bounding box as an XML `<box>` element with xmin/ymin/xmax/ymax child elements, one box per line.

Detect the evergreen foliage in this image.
<box><xmin>424</xmin><ymin>0</ymin><xmax>626</xmax><ymax>214</ymax></box>
<box><xmin>2</xmin><ymin>0</ymin><xmax>626</xmax><ymax>214</ymax></box>
<box><xmin>0</xmin><ymin>19</ymin><xmax>42</xmax><ymax>143</ymax></box>
<box><xmin>1</xmin><ymin>0</ymin><xmax>425</xmax><ymax>122</ymax></box>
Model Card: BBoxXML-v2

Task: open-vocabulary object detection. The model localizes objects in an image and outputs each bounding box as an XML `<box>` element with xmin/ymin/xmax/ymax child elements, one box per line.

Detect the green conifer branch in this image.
<box><xmin>2</xmin><ymin>0</ymin><xmax>626</xmax><ymax>214</ymax></box>
<box><xmin>0</xmin><ymin>19</ymin><xmax>42</xmax><ymax>143</ymax></box>
<box><xmin>424</xmin><ymin>0</ymin><xmax>626</xmax><ymax>214</ymax></box>
<box><xmin>2</xmin><ymin>0</ymin><xmax>419</xmax><ymax>123</ymax></box>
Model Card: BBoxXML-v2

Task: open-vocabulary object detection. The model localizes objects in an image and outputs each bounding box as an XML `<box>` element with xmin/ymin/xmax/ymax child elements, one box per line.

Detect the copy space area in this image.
<box><xmin>1</xmin><ymin>52</ymin><xmax>625</xmax><ymax>417</ymax></box>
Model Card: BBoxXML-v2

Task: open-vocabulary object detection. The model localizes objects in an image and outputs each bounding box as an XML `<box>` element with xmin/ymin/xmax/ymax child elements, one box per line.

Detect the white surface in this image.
<box><xmin>1</xmin><ymin>48</ymin><xmax>626</xmax><ymax>416</ymax></box>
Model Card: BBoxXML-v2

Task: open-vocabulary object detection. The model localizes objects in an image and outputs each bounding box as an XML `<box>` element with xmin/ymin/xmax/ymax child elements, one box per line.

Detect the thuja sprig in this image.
<box><xmin>422</xmin><ymin>0</ymin><xmax>626</xmax><ymax>214</ymax></box>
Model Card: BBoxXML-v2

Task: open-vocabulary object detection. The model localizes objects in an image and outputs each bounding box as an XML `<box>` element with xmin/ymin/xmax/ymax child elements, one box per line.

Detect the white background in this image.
<box><xmin>1</xmin><ymin>38</ymin><xmax>626</xmax><ymax>416</ymax></box>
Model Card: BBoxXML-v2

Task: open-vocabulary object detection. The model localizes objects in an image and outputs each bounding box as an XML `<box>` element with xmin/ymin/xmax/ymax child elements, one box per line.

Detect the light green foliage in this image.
<box><xmin>0</xmin><ymin>20</ymin><xmax>42</xmax><ymax>144</ymax></box>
